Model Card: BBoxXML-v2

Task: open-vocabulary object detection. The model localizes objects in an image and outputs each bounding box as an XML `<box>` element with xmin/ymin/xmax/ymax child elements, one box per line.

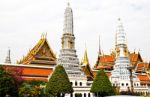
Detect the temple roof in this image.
<box><xmin>135</xmin><ymin>62</ymin><xmax>149</xmax><ymax>73</ymax></box>
<box><xmin>130</xmin><ymin>52</ymin><xmax>143</xmax><ymax>65</ymax></box>
<box><xmin>1</xmin><ymin>63</ymin><xmax>53</xmax><ymax>82</ymax></box>
<box><xmin>18</xmin><ymin>34</ymin><xmax>56</xmax><ymax>66</ymax></box>
<box><xmin>137</xmin><ymin>74</ymin><xmax>150</xmax><ymax>84</ymax></box>
<box><xmin>94</xmin><ymin>51</ymin><xmax>143</xmax><ymax>70</ymax></box>
<box><xmin>81</xmin><ymin>49</ymin><xmax>94</xmax><ymax>80</ymax></box>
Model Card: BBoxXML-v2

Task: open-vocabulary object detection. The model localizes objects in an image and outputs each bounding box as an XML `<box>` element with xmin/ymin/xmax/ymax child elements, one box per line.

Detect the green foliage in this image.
<box><xmin>0</xmin><ymin>66</ymin><xmax>18</xmax><ymax>97</ymax></box>
<box><xmin>45</xmin><ymin>65</ymin><xmax>73</xmax><ymax>96</ymax></box>
<box><xmin>26</xmin><ymin>80</ymin><xmax>46</xmax><ymax>87</ymax></box>
<box><xmin>19</xmin><ymin>81</ymin><xmax>45</xmax><ymax>97</ymax></box>
<box><xmin>90</xmin><ymin>70</ymin><xmax>115</xmax><ymax>97</ymax></box>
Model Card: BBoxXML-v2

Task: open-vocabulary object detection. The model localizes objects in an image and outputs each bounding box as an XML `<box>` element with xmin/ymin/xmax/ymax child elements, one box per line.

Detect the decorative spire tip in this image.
<box><xmin>67</xmin><ymin>2</ymin><xmax>70</xmax><ymax>7</ymax></box>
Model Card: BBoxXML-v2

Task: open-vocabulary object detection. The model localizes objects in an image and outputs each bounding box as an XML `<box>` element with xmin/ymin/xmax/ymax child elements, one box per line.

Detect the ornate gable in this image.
<box><xmin>130</xmin><ymin>52</ymin><xmax>143</xmax><ymax>66</ymax></box>
<box><xmin>81</xmin><ymin>49</ymin><xmax>94</xmax><ymax>80</ymax></box>
<box><xmin>18</xmin><ymin>35</ymin><xmax>56</xmax><ymax>66</ymax></box>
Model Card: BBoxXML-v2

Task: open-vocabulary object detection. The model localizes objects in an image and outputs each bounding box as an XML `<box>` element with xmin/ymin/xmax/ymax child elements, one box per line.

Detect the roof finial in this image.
<box><xmin>67</xmin><ymin>0</ymin><xmax>70</xmax><ymax>7</ymax></box>
<box><xmin>83</xmin><ymin>46</ymin><xmax>89</xmax><ymax>65</ymax></box>
<box><xmin>45</xmin><ymin>32</ymin><xmax>47</xmax><ymax>38</ymax></box>
<box><xmin>118</xmin><ymin>17</ymin><xmax>121</xmax><ymax>21</ymax></box>
<box><xmin>5</xmin><ymin>47</ymin><xmax>11</xmax><ymax>64</ymax></box>
<box><xmin>41</xmin><ymin>33</ymin><xmax>44</xmax><ymax>39</ymax></box>
<box><xmin>67</xmin><ymin>2</ymin><xmax>70</xmax><ymax>7</ymax></box>
<box><xmin>99</xmin><ymin>35</ymin><xmax>102</xmax><ymax>56</ymax></box>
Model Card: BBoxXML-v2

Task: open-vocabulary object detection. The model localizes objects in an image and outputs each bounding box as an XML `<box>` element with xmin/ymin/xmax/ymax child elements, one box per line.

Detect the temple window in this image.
<box><xmin>122</xmin><ymin>83</ymin><xmax>124</xmax><ymax>86</ymax></box>
<box><xmin>113</xmin><ymin>83</ymin><xmax>115</xmax><ymax>86</ymax></box>
<box><xmin>134</xmin><ymin>83</ymin><xmax>136</xmax><ymax>86</ymax></box>
<box><xmin>88</xmin><ymin>93</ymin><xmax>90</xmax><ymax>97</ymax></box>
<box><xmin>80</xmin><ymin>82</ymin><xmax>82</xmax><ymax>86</ymax></box>
<box><xmin>71</xmin><ymin>93</ymin><xmax>73</xmax><ymax>97</ymax></box>
<box><xmin>84</xmin><ymin>93</ymin><xmax>86</xmax><ymax>97</ymax></box>
<box><xmin>75</xmin><ymin>81</ymin><xmax>77</xmax><ymax>86</ymax></box>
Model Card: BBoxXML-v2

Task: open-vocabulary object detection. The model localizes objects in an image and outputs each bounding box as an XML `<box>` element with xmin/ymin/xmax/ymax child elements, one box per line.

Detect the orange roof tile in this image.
<box><xmin>1</xmin><ymin>64</ymin><xmax>53</xmax><ymax>81</ymax></box>
<box><xmin>140</xmin><ymin>81</ymin><xmax>150</xmax><ymax>84</ymax></box>
<box><xmin>22</xmin><ymin>68</ymin><xmax>53</xmax><ymax>77</ymax></box>
<box><xmin>138</xmin><ymin>75</ymin><xmax>150</xmax><ymax>81</ymax></box>
<box><xmin>22</xmin><ymin>77</ymin><xmax>48</xmax><ymax>82</ymax></box>
<box><xmin>100</xmin><ymin>55</ymin><xmax>115</xmax><ymax>63</ymax></box>
<box><xmin>129</xmin><ymin>52</ymin><xmax>143</xmax><ymax>62</ymax></box>
<box><xmin>96</xmin><ymin>65</ymin><xmax>112</xmax><ymax>69</ymax></box>
<box><xmin>18</xmin><ymin>36</ymin><xmax>56</xmax><ymax>65</ymax></box>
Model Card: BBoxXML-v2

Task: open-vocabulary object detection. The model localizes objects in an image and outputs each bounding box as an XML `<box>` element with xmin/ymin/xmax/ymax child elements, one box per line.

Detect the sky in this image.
<box><xmin>0</xmin><ymin>0</ymin><xmax>150</xmax><ymax>67</ymax></box>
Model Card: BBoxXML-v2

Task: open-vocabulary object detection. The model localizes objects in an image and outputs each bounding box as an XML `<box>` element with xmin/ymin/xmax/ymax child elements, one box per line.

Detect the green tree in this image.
<box><xmin>45</xmin><ymin>65</ymin><xmax>73</xmax><ymax>97</ymax></box>
<box><xmin>0</xmin><ymin>66</ymin><xmax>18</xmax><ymax>97</ymax></box>
<box><xmin>90</xmin><ymin>70</ymin><xmax>115</xmax><ymax>97</ymax></box>
<box><xmin>19</xmin><ymin>81</ymin><xmax>45</xmax><ymax>97</ymax></box>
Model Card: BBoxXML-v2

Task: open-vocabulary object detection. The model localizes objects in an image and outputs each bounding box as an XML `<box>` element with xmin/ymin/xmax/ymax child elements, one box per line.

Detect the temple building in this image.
<box><xmin>1</xmin><ymin>34</ymin><xmax>56</xmax><ymax>81</ymax></box>
<box><xmin>110</xmin><ymin>18</ymin><xmax>138</xmax><ymax>91</ymax></box>
<box><xmin>0</xmin><ymin>1</ymin><xmax>149</xmax><ymax>96</ymax></box>
<box><xmin>93</xmin><ymin>18</ymin><xmax>150</xmax><ymax>95</ymax></box>
<box><xmin>17</xmin><ymin>34</ymin><xmax>56</xmax><ymax>66</ymax></box>
<box><xmin>81</xmin><ymin>48</ymin><xmax>94</xmax><ymax>81</ymax></box>
<box><xmin>58</xmin><ymin>3</ymin><xmax>93</xmax><ymax>97</ymax></box>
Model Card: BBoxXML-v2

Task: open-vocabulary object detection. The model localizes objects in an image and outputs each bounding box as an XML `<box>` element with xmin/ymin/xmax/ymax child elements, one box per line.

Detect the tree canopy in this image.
<box><xmin>0</xmin><ymin>66</ymin><xmax>18</xmax><ymax>97</ymax></box>
<box><xmin>19</xmin><ymin>81</ymin><xmax>44</xmax><ymax>97</ymax></box>
<box><xmin>45</xmin><ymin>65</ymin><xmax>73</xmax><ymax>97</ymax></box>
<box><xmin>90</xmin><ymin>70</ymin><xmax>115</xmax><ymax>97</ymax></box>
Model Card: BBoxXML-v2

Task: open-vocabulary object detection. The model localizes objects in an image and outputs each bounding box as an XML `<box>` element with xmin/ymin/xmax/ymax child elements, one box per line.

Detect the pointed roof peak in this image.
<box><xmin>41</xmin><ymin>32</ymin><xmax>47</xmax><ymax>39</ymax></box>
<box><xmin>67</xmin><ymin>2</ymin><xmax>70</xmax><ymax>7</ymax></box>
<box><xmin>99</xmin><ymin>35</ymin><xmax>102</xmax><ymax>56</ymax></box>
<box><xmin>63</xmin><ymin>0</ymin><xmax>73</xmax><ymax>34</ymax></box>
<box><xmin>83</xmin><ymin>47</ymin><xmax>89</xmax><ymax>65</ymax></box>
<box><xmin>118</xmin><ymin>17</ymin><xmax>121</xmax><ymax>21</ymax></box>
<box><xmin>5</xmin><ymin>48</ymin><xmax>11</xmax><ymax>64</ymax></box>
<box><xmin>18</xmin><ymin>34</ymin><xmax>56</xmax><ymax>65</ymax></box>
<box><xmin>117</xmin><ymin>18</ymin><xmax>123</xmax><ymax>26</ymax></box>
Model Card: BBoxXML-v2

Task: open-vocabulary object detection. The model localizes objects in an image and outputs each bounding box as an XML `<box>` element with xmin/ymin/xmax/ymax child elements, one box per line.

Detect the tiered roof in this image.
<box><xmin>94</xmin><ymin>52</ymin><xmax>143</xmax><ymax>70</ymax></box>
<box><xmin>135</xmin><ymin>62</ymin><xmax>149</xmax><ymax>73</ymax></box>
<box><xmin>94</xmin><ymin>54</ymin><xmax>115</xmax><ymax>70</ymax></box>
<box><xmin>1</xmin><ymin>34</ymin><xmax>57</xmax><ymax>82</ymax></box>
<box><xmin>130</xmin><ymin>52</ymin><xmax>143</xmax><ymax>66</ymax></box>
<box><xmin>1</xmin><ymin>64</ymin><xmax>54</xmax><ymax>82</ymax></box>
<box><xmin>81</xmin><ymin>49</ymin><xmax>94</xmax><ymax>80</ymax></box>
<box><xmin>137</xmin><ymin>74</ymin><xmax>150</xmax><ymax>85</ymax></box>
<box><xmin>93</xmin><ymin>51</ymin><xmax>150</xmax><ymax>85</ymax></box>
<box><xmin>18</xmin><ymin>34</ymin><xmax>56</xmax><ymax>66</ymax></box>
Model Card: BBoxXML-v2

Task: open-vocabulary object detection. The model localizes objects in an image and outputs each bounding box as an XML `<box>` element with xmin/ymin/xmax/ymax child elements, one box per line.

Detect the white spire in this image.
<box><xmin>63</xmin><ymin>2</ymin><xmax>74</xmax><ymax>34</ymax></box>
<box><xmin>116</xmin><ymin>18</ymin><xmax>127</xmax><ymax>47</ymax></box>
<box><xmin>5</xmin><ymin>48</ymin><xmax>11</xmax><ymax>64</ymax></box>
<box><xmin>99</xmin><ymin>35</ymin><xmax>102</xmax><ymax>55</ymax></box>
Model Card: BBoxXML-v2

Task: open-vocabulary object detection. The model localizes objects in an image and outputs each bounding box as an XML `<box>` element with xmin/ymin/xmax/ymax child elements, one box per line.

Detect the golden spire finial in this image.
<box><xmin>83</xmin><ymin>47</ymin><xmax>89</xmax><ymax>65</ymax></box>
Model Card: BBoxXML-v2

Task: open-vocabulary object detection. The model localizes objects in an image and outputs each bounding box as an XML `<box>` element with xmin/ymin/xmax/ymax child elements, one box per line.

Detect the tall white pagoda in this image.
<box><xmin>58</xmin><ymin>3</ymin><xmax>93</xmax><ymax>97</ymax></box>
<box><xmin>110</xmin><ymin>18</ymin><xmax>139</xmax><ymax>92</ymax></box>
